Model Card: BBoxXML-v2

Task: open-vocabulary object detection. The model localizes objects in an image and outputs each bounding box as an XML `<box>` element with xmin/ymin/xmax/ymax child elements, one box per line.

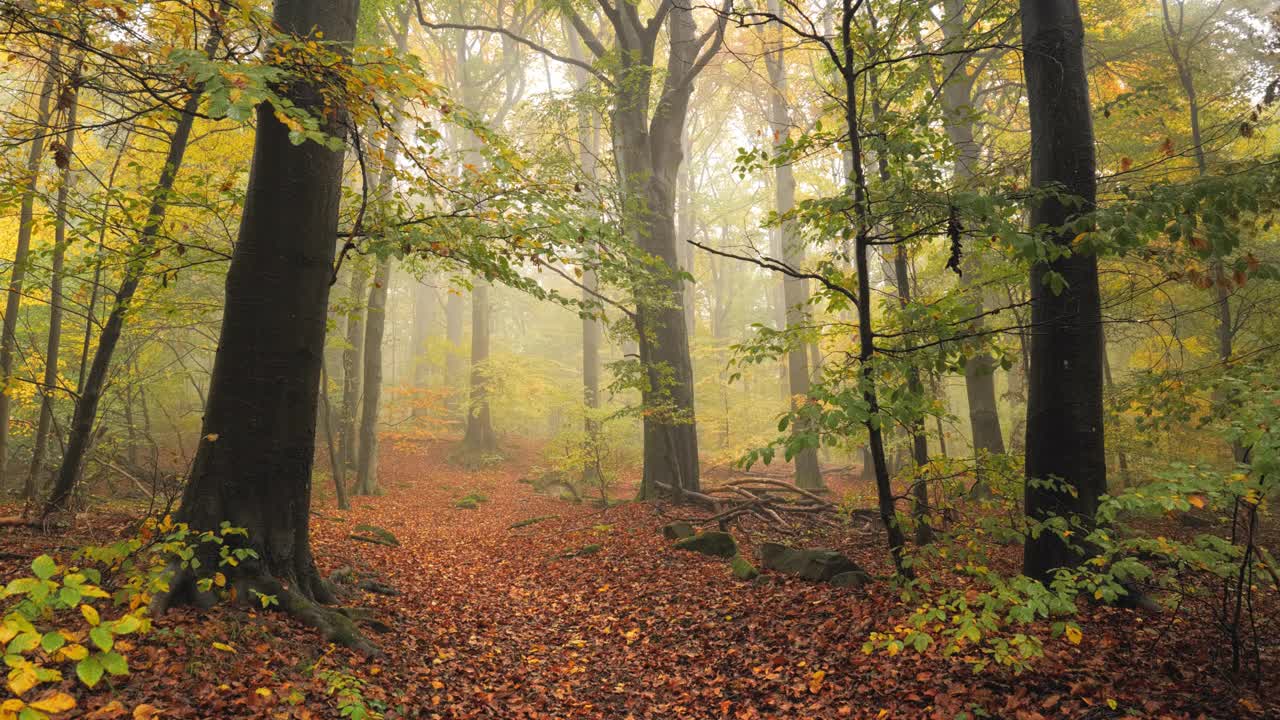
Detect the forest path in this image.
<box><xmin>309</xmin><ymin>437</ymin><xmax>908</xmax><ymax>718</ymax></box>
<box><xmin>300</xmin><ymin>438</ymin><xmax>1228</xmax><ymax>719</ymax></box>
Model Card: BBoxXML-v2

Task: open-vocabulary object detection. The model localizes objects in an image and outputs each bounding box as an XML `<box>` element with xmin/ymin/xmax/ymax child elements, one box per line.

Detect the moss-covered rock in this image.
<box><xmin>558</xmin><ymin>543</ymin><xmax>602</xmax><ymax>559</ymax></box>
<box><xmin>509</xmin><ymin>515</ymin><xmax>558</xmax><ymax>529</ymax></box>
<box><xmin>674</xmin><ymin>531</ymin><xmax>738</xmax><ymax>558</ymax></box>
<box><xmin>660</xmin><ymin>521</ymin><xmax>696</xmax><ymax>540</ymax></box>
<box><xmin>730</xmin><ymin>554</ymin><xmax>759</xmax><ymax>580</ymax></box>
<box><xmin>348</xmin><ymin>524</ymin><xmax>400</xmax><ymax>547</ymax></box>
<box><xmin>759</xmin><ymin>543</ymin><xmax>864</xmax><ymax>582</ymax></box>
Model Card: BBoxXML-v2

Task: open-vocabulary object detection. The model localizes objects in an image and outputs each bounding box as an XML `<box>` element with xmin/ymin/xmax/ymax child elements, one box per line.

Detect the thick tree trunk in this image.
<box><xmin>1020</xmin><ymin>0</ymin><xmax>1106</xmax><ymax>582</ymax></box>
<box><xmin>765</xmin><ymin>5</ymin><xmax>822</xmax><ymax>490</ymax></box>
<box><xmin>26</xmin><ymin>76</ymin><xmax>79</xmax><ymax>499</ymax></box>
<box><xmin>355</xmin><ymin>259</ymin><xmax>389</xmax><ymax>494</ymax></box>
<box><xmin>171</xmin><ymin>0</ymin><xmax>366</xmax><ymax>651</ymax></box>
<box><xmin>0</xmin><ymin>47</ymin><xmax>59</xmax><ymax>488</ymax></box>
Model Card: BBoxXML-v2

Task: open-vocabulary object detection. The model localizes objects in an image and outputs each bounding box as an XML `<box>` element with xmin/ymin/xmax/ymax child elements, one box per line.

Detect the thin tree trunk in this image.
<box><xmin>319</xmin><ymin>358</ymin><xmax>349</xmax><ymax>510</ymax></box>
<box><xmin>1021</xmin><ymin>0</ymin><xmax>1107</xmax><ymax>582</ymax></box>
<box><xmin>938</xmin><ymin>0</ymin><xmax>1007</xmax><ymax>486</ymax></box>
<box><xmin>355</xmin><ymin>259</ymin><xmax>389</xmax><ymax>494</ymax></box>
<box><xmin>461</xmin><ymin>281</ymin><xmax>496</xmax><ymax>452</ymax></box>
<box><xmin>44</xmin><ymin>28</ymin><xmax>216</xmax><ymax>514</ymax></box>
<box><xmin>765</xmin><ymin>0</ymin><xmax>822</xmax><ymax>490</ymax></box>
<box><xmin>26</xmin><ymin>68</ymin><xmax>79</xmax><ymax>499</ymax></box>
<box><xmin>840</xmin><ymin>0</ymin><xmax>909</xmax><ymax>576</ymax></box>
<box><xmin>339</xmin><ymin>266</ymin><xmax>366</xmax><ymax>469</ymax></box>
<box><xmin>411</xmin><ymin>280</ymin><xmax>434</xmax><ymax>387</ymax></box>
<box><xmin>0</xmin><ymin>46</ymin><xmax>60</xmax><ymax>488</ymax></box>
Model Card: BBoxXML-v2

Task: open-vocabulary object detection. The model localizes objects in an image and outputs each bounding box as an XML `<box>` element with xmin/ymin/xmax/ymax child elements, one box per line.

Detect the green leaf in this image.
<box><xmin>40</xmin><ymin>631</ymin><xmax>66</xmax><ymax>654</ymax></box>
<box><xmin>76</xmin><ymin>655</ymin><xmax>104</xmax><ymax>688</ymax></box>
<box><xmin>89</xmin><ymin>626</ymin><xmax>113</xmax><ymax>653</ymax></box>
<box><xmin>59</xmin><ymin>585</ymin><xmax>82</xmax><ymax>608</ymax></box>
<box><xmin>30</xmin><ymin>555</ymin><xmax>56</xmax><ymax>581</ymax></box>
<box><xmin>7</xmin><ymin>631</ymin><xmax>41</xmax><ymax>655</ymax></box>
<box><xmin>100</xmin><ymin>650</ymin><xmax>128</xmax><ymax>676</ymax></box>
<box><xmin>2</xmin><ymin>577</ymin><xmax>40</xmax><ymax>597</ymax></box>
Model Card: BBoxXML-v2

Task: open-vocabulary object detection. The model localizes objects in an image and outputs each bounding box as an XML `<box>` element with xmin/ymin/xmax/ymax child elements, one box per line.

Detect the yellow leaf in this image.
<box><xmin>58</xmin><ymin>643</ymin><xmax>88</xmax><ymax>661</ymax></box>
<box><xmin>7</xmin><ymin>664</ymin><xmax>38</xmax><ymax>696</ymax></box>
<box><xmin>81</xmin><ymin>604</ymin><xmax>100</xmax><ymax>626</ymax></box>
<box><xmin>1106</xmin><ymin>698</ymin><xmax>1118</xmax><ymax>710</ymax></box>
<box><xmin>205</xmin><ymin>434</ymin><xmax>219</xmax><ymax>442</ymax></box>
<box><xmin>212</xmin><ymin>642</ymin><xmax>236</xmax><ymax>653</ymax></box>
<box><xmin>213</xmin><ymin>573</ymin><xmax>226</xmax><ymax>588</ymax></box>
<box><xmin>30</xmin><ymin>691</ymin><xmax>77</xmax><ymax>713</ymax></box>
<box><xmin>1065</xmin><ymin>625</ymin><xmax>1082</xmax><ymax>645</ymax></box>
<box><xmin>133</xmin><ymin>703</ymin><xmax>161</xmax><ymax>719</ymax></box>
<box><xmin>254</xmin><ymin>688</ymin><xmax>271</xmax><ymax>698</ymax></box>
<box><xmin>1188</xmin><ymin>494</ymin><xmax>1206</xmax><ymax>509</ymax></box>
<box><xmin>808</xmin><ymin>669</ymin><xmax>826</xmax><ymax>694</ymax></box>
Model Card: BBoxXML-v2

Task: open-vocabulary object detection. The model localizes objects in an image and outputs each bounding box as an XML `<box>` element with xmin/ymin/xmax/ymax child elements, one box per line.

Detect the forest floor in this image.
<box><xmin>2</xmin><ymin>437</ymin><xmax>1276</xmax><ymax>719</ymax></box>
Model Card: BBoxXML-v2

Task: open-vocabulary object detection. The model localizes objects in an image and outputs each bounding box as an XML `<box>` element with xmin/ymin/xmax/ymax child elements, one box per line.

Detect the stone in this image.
<box><xmin>759</xmin><ymin>543</ymin><xmax>864</xmax><ymax>582</ymax></box>
<box><xmin>349</xmin><ymin>524</ymin><xmax>399</xmax><ymax>546</ymax></box>
<box><xmin>660</xmin><ymin>521</ymin><xmax>696</xmax><ymax>540</ymax></box>
<box><xmin>730</xmin><ymin>555</ymin><xmax>759</xmax><ymax>580</ymax></box>
<box><xmin>830</xmin><ymin>570</ymin><xmax>872</xmax><ymax>588</ymax></box>
<box><xmin>674</xmin><ymin>531</ymin><xmax>738</xmax><ymax>558</ymax></box>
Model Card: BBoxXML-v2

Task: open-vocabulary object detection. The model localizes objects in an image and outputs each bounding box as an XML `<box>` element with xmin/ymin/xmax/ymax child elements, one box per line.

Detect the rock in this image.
<box><xmin>510</xmin><ymin>515</ymin><xmax>558</xmax><ymax>529</ymax></box>
<box><xmin>674</xmin><ymin>531</ymin><xmax>737</xmax><ymax>558</ymax></box>
<box><xmin>830</xmin><ymin>570</ymin><xmax>872</xmax><ymax>588</ymax></box>
<box><xmin>730</xmin><ymin>555</ymin><xmax>759</xmax><ymax>581</ymax></box>
<box><xmin>453</xmin><ymin>491</ymin><xmax>488</xmax><ymax>510</ymax></box>
<box><xmin>660</xmin><ymin>521</ymin><xmax>696</xmax><ymax>540</ymax></box>
<box><xmin>559</xmin><ymin>543</ymin><xmax>602</xmax><ymax>559</ymax></box>
<box><xmin>349</xmin><ymin>524</ymin><xmax>400</xmax><ymax>547</ymax></box>
<box><xmin>759</xmin><ymin>543</ymin><xmax>864</xmax><ymax>582</ymax></box>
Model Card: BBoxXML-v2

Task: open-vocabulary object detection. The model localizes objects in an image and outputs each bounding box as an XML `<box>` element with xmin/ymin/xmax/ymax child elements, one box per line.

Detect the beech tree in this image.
<box><xmin>1019</xmin><ymin>0</ymin><xmax>1107</xmax><ymax>581</ymax></box>
<box><xmin>161</xmin><ymin>0</ymin><xmax>370</xmax><ymax>647</ymax></box>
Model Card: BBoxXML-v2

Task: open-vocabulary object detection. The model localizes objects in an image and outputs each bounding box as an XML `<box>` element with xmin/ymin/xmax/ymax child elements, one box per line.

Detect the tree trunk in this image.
<box><xmin>26</xmin><ymin>70</ymin><xmax>79</xmax><ymax>499</ymax></box>
<box><xmin>765</xmin><ymin>1</ymin><xmax>822</xmax><ymax>490</ymax></box>
<box><xmin>461</xmin><ymin>282</ymin><xmax>496</xmax><ymax>452</ymax></box>
<box><xmin>319</xmin><ymin>358</ymin><xmax>349</xmax><ymax>510</ymax></box>
<box><xmin>1020</xmin><ymin>0</ymin><xmax>1106</xmax><ymax>582</ymax></box>
<box><xmin>355</xmin><ymin>259</ymin><xmax>389</xmax><ymax>494</ymax></box>
<box><xmin>839</xmin><ymin>0</ymin><xmax>910</xmax><ymax>576</ymax></box>
<box><xmin>938</xmin><ymin>0</ymin><xmax>1007</xmax><ymax>480</ymax></box>
<box><xmin>0</xmin><ymin>46</ymin><xmax>59</xmax><ymax>489</ymax></box>
<box><xmin>339</xmin><ymin>265</ymin><xmax>366</xmax><ymax>469</ymax></box>
<box><xmin>44</xmin><ymin>31</ymin><xmax>214</xmax><ymax>514</ymax></box>
<box><xmin>169</xmin><ymin>0</ymin><xmax>368</xmax><ymax>651</ymax></box>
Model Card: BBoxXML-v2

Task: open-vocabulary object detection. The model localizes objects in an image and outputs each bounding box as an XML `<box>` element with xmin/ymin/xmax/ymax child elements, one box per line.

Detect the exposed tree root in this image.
<box><xmin>153</xmin><ymin>566</ymin><xmax>382</xmax><ymax>656</ymax></box>
<box><xmin>651</xmin><ymin>479</ymin><xmax>875</xmax><ymax>531</ymax></box>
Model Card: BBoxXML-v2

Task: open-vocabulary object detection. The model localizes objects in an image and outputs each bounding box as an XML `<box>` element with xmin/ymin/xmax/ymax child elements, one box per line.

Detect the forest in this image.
<box><xmin>0</xmin><ymin>0</ymin><xmax>1278</xmax><ymax>716</ymax></box>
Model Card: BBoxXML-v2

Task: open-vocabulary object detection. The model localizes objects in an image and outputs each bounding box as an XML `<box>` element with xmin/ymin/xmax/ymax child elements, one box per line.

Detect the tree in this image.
<box><xmin>162</xmin><ymin>0</ymin><xmax>370</xmax><ymax>650</ymax></box>
<box><xmin>763</xmin><ymin>0</ymin><xmax>822</xmax><ymax>491</ymax></box>
<box><xmin>0</xmin><ymin>45</ymin><xmax>58</xmax><ymax>489</ymax></box>
<box><xmin>1020</xmin><ymin>0</ymin><xmax>1107</xmax><ymax>582</ymax></box>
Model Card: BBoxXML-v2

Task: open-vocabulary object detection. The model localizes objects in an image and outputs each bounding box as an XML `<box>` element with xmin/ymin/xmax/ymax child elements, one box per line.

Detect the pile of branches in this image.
<box><xmin>655</xmin><ymin>476</ymin><xmax>877</xmax><ymax>530</ymax></box>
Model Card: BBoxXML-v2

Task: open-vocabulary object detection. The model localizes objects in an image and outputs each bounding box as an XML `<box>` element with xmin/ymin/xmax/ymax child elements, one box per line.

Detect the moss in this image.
<box><xmin>730</xmin><ymin>555</ymin><xmax>759</xmax><ymax>581</ymax></box>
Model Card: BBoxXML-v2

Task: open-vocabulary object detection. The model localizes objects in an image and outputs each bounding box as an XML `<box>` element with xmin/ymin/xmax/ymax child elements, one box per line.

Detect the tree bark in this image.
<box><xmin>1020</xmin><ymin>0</ymin><xmax>1107</xmax><ymax>582</ymax></box>
<box><xmin>170</xmin><ymin>0</ymin><xmax>365</xmax><ymax>650</ymax></box>
<box><xmin>461</xmin><ymin>281</ymin><xmax>496</xmax><ymax>452</ymax></box>
<box><xmin>411</xmin><ymin>280</ymin><xmax>434</xmax><ymax>387</ymax></box>
<box><xmin>0</xmin><ymin>46</ymin><xmax>59</xmax><ymax>489</ymax></box>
